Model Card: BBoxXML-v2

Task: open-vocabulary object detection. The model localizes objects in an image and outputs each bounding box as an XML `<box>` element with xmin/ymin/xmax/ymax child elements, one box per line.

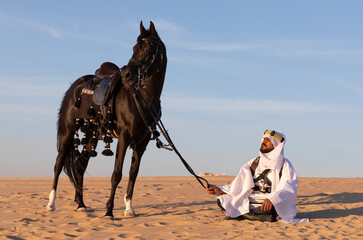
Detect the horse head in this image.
<box><xmin>121</xmin><ymin>21</ymin><xmax>166</xmax><ymax>93</ymax></box>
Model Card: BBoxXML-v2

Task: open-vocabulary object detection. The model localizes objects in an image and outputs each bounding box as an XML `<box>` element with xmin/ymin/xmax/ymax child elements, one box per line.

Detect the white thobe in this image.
<box><xmin>217</xmin><ymin>158</ymin><xmax>308</xmax><ymax>223</ymax></box>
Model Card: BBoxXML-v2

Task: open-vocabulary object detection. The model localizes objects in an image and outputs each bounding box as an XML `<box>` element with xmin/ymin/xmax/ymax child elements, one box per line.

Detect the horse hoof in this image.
<box><xmin>46</xmin><ymin>205</ymin><xmax>55</xmax><ymax>212</ymax></box>
<box><xmin>76</xmin><ymin>207</ymin><xmax>87</xmax><ymax>212</ymax></box>
<box><xmin>103</xmin><ymin>215</ymin><xmax>114</xmax><ymax>220</ymax></box>
<box><xmin>124</xmin><ymin>209</ymin><xmax>135</xmax><ymax>216</ymax></box>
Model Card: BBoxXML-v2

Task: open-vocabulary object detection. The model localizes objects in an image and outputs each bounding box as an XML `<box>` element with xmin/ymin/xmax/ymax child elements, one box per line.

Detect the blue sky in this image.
<box><xmin>0</xmin><ymin>1</ymin><xmax>362</xmax><ymax>178</ymax></box>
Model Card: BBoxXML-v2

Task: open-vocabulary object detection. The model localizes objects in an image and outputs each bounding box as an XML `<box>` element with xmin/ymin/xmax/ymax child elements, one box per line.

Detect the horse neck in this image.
<box><xmin>142</xmin><ymin>70</ymin><xmax>165</xmax><ymax>105</ymax></box>
<box><xmin>142</xmin><ymin>47</ymin><xmax>167</xmax><ymax>105</ymax></box>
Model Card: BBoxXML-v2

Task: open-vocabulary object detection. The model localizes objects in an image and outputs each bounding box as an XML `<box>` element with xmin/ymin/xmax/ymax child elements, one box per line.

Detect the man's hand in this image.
<box><xmin>206</xmin><ymin>185</ymin><xmax>225</xmax><ymax>195</ymax></box>
<box><xmin>261</xmin><ymin>198</ymin><xmax>273</xmax><ymax>212</ymax></box>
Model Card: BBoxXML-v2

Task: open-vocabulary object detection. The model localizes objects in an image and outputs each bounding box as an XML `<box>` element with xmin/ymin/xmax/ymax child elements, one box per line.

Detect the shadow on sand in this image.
<box><xmin>297</xmin><ymin>192</ymin><xmax>363</xmax><ymax>219</ymax></box>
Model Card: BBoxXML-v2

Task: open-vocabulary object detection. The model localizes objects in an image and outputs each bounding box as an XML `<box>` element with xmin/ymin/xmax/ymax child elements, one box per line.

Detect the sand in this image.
<box><xmin>0</xmin><ymin>176</ymin><xmax>362</xmax><ymax>239</ymax></box>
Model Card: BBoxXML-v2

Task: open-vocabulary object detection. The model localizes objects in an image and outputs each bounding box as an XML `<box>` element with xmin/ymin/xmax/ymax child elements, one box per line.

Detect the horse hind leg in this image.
<box><xmin>46</xmin><ymin>133</ymin><xmax>73</xmax><ymax>211</ymax></box>
<box><xmin>73</xmin><ymin>154</ymin><xmax>90</xmax><ymax>211</ymax></box>
<box><xmin>73</xmin><ymin>136</ymin><xmax>98</xmax><ymax>211</ymax></box>
<box><xmin>46</xmin><ymin>150</ymin><xmax>65</xmax><ymax>211</ymax></box>
<box><xmin>124</xmin><ymin>139</ymin><xmax>149</xmax><ymax>216</ymax></box>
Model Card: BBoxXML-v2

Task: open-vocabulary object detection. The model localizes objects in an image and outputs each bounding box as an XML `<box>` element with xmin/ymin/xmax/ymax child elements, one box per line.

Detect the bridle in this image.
<box><xmin>129</xmin><ymin>37</ymin><xmax>163</xmax><ymax>89</ymax></box>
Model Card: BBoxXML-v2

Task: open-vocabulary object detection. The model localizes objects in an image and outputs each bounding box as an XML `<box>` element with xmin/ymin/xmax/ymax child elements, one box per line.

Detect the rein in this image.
<box><xmin>132</xmin><ymin>85</ymin><xmax>210</xmax><ymax>189</ymax></box>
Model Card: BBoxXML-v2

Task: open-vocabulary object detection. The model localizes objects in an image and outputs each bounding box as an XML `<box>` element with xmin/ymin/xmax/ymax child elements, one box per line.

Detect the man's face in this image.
<box><xmin>260</xmin><ymin>137</ymin><xmax>275</xmax><ymax>153</ymax></box>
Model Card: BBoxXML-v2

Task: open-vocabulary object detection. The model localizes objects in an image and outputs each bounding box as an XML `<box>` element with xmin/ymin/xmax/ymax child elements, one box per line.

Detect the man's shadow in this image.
<box><xmin>297</xmin><ymin>192</ymin><xmax>363</xmax><ymax>219</ymax></box>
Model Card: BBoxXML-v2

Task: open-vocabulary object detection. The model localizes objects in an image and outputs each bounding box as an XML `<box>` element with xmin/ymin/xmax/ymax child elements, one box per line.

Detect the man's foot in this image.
<box><xmin>225</xmin><ymin>215</ymin><xmax>245</xmax><ymax>221</ymax></box>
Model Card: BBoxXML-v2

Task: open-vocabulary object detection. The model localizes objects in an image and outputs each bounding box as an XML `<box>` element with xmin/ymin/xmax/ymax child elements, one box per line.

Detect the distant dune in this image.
<box><xmin>0</xmin><ymin>177</ymin><xmax>362</xmax><ymax>239</ymax></box>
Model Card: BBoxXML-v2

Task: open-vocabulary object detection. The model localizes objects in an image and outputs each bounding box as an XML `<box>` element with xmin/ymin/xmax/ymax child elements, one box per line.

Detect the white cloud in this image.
<box><xmin>172</xmin><ymin>41</ymin><xmax>264</xmax><ymax>52</ymax></box>
<box><xmin>0</xmin><ymin>13</ymin><xmax>63</xmax><ymax>38</ymax></box>
<box><xmin>332</xmin><ymin>80</ymin><xmax>363</xmax><ymax>94</ymax></box>
<box><xmin>0</xmin><ymin>103</ymin><xmax>56</xmax><ymax>114</ymax></box>
<box><xmin>153</xmin><ymin>19</ymin><xmax>183</xmax><ymax>33</ymax></box>
<box><xmin>128</xmin><ymin>19</ymin><xmax>183</xmax><ymax>35</ymax></box>
<box><xmin>296</xmin><ymin>50</ymin><xmax>363</xmax><ymax>56</ymax></box>
<box><xmin>168</xmin><ymin>36</ymin><xmax>363</xmax><ymax>59</ymax></box>
<box><xmin>0</xmin><ymin>79</ymin><xmax>68</xmax><ymax>98</ymax></box>
<box><xmin>162</xmin><ymin>96</ymin><xmax>345</xmax><ymax>113</ymax></box>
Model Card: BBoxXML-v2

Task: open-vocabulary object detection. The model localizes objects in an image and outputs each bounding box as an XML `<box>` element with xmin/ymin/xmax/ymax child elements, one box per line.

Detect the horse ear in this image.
<box><xmin>140</xmin><ymin>21</ymin><xmax>147</xmax><ymax>35</ymax></box>
<box><xmin>149</xmin><ymin>21</ymin><xmax>158</xmax><ymax>36</ymax></box>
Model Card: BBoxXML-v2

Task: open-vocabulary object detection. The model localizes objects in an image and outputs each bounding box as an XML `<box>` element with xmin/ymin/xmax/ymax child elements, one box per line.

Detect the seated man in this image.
<box><xmin>207</xmin><ymin>130</ymin><xmax>308</xmax><ymax>223</ymax></box>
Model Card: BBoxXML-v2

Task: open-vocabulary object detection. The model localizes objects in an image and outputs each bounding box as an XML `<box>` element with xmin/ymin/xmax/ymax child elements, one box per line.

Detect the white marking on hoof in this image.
<box><xmin>124</xmin><ymin>195</ymin><xmax>135</xmax><ymax>216</ymax></box>
<box><xmin>76</xmin><ymin>207</ymin><xmax>87</xmax><ymax>212</ymax></box>
<box><xmin>46</xmin><ymin>189</ymin><xmax>56</xmax><ymax>211</ymax></box>
<box><xmin>45</xmin><ymin>205</ymin><xmax>55</xmax><ymax>212</ymax></box>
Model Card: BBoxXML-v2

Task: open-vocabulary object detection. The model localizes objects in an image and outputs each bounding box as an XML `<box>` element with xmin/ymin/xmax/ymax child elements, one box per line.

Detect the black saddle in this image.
<box><xmin>91</xmin><ymin>62</ymin><xmax>121</xmax><ymax>106</ymax></box>
<box><xmin>95</xmin><ymin>62</ymin><xmax>120</xmax><ymax>79</ymax></box>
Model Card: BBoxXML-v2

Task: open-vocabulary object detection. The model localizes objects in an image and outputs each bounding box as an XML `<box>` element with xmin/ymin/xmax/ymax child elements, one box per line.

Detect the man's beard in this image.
<box><xmin>260</xmin><ymin>145</ymin><xmax>273</xmax><ymax>154</ymax></box>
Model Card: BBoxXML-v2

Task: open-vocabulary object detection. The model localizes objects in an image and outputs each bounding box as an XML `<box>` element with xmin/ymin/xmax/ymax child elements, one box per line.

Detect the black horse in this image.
<box><xmin>46</xmin><ymin>21</ymin><xmax>167</xmax><ymax>219</ymax></box>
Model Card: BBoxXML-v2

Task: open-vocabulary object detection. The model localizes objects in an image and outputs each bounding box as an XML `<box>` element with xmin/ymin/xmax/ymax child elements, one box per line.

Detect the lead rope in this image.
<box><xmin>132</xmin><ymin>87</ymin><xmax>209</xmax><ymax>189</ymax></box>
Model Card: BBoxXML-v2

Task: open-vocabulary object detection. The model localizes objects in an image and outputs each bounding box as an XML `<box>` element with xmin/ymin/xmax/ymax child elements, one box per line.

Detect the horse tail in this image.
<box><xmin>57</xmin><ymin>75</ymin><xmax>93</xmax><ymax>187</ymax></box>
<box><xmin>63</xmin><ymin>150</ymin><xmax>89</xmax><ymax>187</ymax></box>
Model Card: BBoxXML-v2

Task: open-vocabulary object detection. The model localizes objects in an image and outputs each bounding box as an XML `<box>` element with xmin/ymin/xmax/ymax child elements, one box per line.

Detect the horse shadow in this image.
<box><xmin>297</xmin><ymin>192</ymin><xmax>363</xmax><ymax>219</ymax></box>
<box><xmin>83</xmin><ymin>200</ymin><xmax>217</xmax><ymax>218</ymax></box>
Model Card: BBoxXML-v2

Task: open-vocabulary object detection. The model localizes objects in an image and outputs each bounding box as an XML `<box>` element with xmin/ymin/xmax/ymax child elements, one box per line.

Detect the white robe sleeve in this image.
<box><xmin>268</xmin><ymin>159</ymin><xmax>309</xmax><ymax>223</ymax></box>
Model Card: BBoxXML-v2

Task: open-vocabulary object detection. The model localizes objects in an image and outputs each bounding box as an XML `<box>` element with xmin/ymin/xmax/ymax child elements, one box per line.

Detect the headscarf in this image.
<box><xmin>258</xmin><ymin>130</ymin><xmax>286</xmax><ymax>190</ymax></box>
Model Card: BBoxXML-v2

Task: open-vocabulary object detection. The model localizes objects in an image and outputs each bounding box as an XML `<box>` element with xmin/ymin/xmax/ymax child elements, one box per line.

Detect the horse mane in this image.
<box><xmin>103</xmin><ymin>70</ymin><xmax>123</xmax><ymax>105</ymax></box>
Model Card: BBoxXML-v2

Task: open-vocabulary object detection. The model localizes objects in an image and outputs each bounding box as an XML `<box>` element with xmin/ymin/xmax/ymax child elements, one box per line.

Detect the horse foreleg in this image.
<box><xmin>124</xmin><ymin>139</ymin><xmax>149</xmax><ymax>216</ymax></box>
<box><xmin>104</xmin><ymin>134</ymin><xmax>129</xmax><ymax>219</ymax></box>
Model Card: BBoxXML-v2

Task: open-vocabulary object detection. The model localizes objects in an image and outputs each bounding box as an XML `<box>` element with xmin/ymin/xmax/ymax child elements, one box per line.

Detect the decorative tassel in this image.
<box><xmin>74</xmin><ymin>148</ymin><xmax>81</xmax><ymax>157</ymax></box>
<box><xmin>81</xmin><ymin>137</ymin><xmax>88</xmax><ymax>145</ymax></box>
<box><xmin>95</xmin><ymin>111</ymin><xmax>101</xmax><ymax>122</ymax></box>
<box><xmin>88</xmin><ymin>105</ymin><xmax>97</xmax><ymax>118</ymax></box>
<box><xmin>88</xmin><ymin>121</ymin><xmax>94</xmax><ymax>131</ymax></box>
<box><xmin>105</xmin><ymin>122</ymin><xmax>114</xmax><ymax>130</ymax></box>
<box><xmin>82</xmin><ymin>149</ymin><xmax>89</xmax><ymax>158</ymax></box>
<box><xmin>74</xmin><ymin>130</ymin><xmax>80</xmax><ymax>144</ymax></box>
<box><xmin>106</xmin><ymin>109</ymin><xmax>113</xmax><ymax>121</ymax></box>
<box><xmin>90</xmin><ymin>120</ymin><xmax>98</xmax><ymax>131</ymax></box>
<box><xmin>74</xmin><ymin>130</ymin><xmax>81</xmax><ymax>156</ymax></box>
<box><xmin>81</xmin><ymin>119</ymin><xmax>88</xmax><ymax>132</ymax></box>
<box><xmin>75</xmin><ymin>97</ymin><xmax>81</xmax><ymax>108</ymax></box>
<box><xmin>104</xmin><ymin>130</ymin><xmax>113</xmax><ymax>143</ymax></box>
<box><xmin>74</xmin><ymin>138</ymin><xmax>80</xmax><ymax>146</ymax></box>
<box><xmin>102</xmin><ymin>143</ymin><xmax>114</xmax><ymax>156</ymax></box>
<box><xmin>90</xmin><ymin>135</ymin><xmax>98</xmax><ymax>145</ymax></box>
<box><xmin>74</xmin><ymin>118</ymin><xmax>83</xmax><ymax>130</ymax></box>
<box><xmin>104</xmin><ymin>136</ymin><xmax>113</xmax><ymax>143</ymax></box>
<box><xmin>89</xmin><ymin>150</ymin><xmax>97</xmax><ymax>157</ymax></box>
<box><xmin>89</xmin><ymin>145</ymin><xmax>97</xmax><ymax>157</ymax></box>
